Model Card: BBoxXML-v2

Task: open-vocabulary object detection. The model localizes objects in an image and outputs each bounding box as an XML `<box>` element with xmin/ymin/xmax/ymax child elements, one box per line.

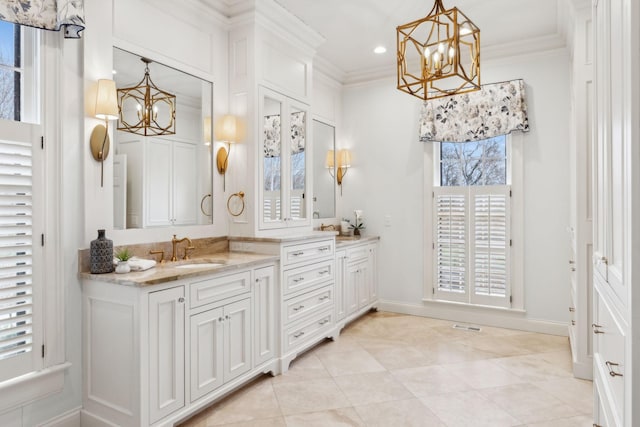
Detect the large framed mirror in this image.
<box><xmin>312</xmin><ymin>119</ymin><xmax>336</xmax><ymax>219</ymax></box>
<box><xmin>112</xmin><ymin>47</ymin><xmax>213</xmax><ymax>229</ymax></box>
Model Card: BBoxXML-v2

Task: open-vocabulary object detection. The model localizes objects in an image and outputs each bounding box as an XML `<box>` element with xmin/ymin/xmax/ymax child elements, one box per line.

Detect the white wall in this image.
<box><xmin>341</xmin><ymin>49</ymin><xmax>572</xmax><ymax>327</ymax></box>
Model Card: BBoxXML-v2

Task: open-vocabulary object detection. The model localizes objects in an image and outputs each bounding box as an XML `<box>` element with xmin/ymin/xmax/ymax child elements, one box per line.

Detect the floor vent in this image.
<box><xmin>453</xmin><ymin>324</ymin><xmax>481</xmax><ymax>332</ymax></box>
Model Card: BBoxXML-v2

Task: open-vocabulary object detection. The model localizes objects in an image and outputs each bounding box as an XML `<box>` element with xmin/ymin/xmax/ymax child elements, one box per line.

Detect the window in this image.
<box><xmin>432</xmin><ymin>135</ymin><xmax>513</xmax><ymax>308</ymax></box>
<box><xmin>0</xmin><ymin>22</ymin><xmax>44</xmax><ymax>383</ymax></box>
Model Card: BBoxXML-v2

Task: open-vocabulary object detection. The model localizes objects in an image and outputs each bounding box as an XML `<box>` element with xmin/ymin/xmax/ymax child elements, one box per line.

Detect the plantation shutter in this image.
<box><xmin>434</xmin><ymin>188</ymin><xmax>468</xmax><ymax>302</ymax></box>
<box><xmin>433</xmin><ymin>186</ymin><xmax>511</xmax><ymax>307</ymax></box>
<box><xmin>0</xmin><ymin>120</ymin><xmax>42</xmax><ymax>382</ymax></box>
<box><xmin>469</xmin><ymin>187</ymin><xmax>511</xmax><ymax>307</ymax></box>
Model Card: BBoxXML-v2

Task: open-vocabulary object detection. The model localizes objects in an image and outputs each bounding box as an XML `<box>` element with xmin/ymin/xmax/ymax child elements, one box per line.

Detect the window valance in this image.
<box><xmin>0</xmin><ymin>0</ymin><xmax>85</xmax><ymax>38</ymax></box>
<box><xmin>419</xmin><ymin>79</ymin><xmax>530</xmax><ymax>142</ymax></box>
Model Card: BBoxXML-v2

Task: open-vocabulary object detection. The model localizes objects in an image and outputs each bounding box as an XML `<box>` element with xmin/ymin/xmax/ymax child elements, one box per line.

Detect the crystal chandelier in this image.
<box><xmin>397</xmin><ymin>0</ymin><xmax>480</xmax><ymax>100</ymax></box>
<box><xmin>117</xmin><ymin>58</ymin><xmax>176</xmax><ymax>136</ymax></box>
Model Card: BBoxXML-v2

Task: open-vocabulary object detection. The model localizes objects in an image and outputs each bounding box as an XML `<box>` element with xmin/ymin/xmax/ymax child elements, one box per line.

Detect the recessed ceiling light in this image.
<box><xmin>374</xmin><ymin>46</ymin><xmax>387</xmax><ymax>54</ymax></box>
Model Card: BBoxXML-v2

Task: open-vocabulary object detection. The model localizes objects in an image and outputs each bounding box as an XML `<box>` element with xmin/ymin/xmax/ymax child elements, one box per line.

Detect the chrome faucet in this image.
<box><xmin>171</xmin><ymin>234</ymin><xmax>194</xmax><ymax>262</ymax></box>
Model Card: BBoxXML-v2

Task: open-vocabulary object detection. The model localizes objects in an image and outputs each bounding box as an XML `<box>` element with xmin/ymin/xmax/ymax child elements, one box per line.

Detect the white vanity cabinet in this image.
<box><xmin>117</xmin><ymin>135</ymin><xmax>199</xmax><ymax>228</ymax></box>
<box><xmin>335</xmin><ymin>240</ymin><xmax>379</xmax><ymax>332</ymax></box>
<box><xmin>279</xmin><ymin>238</ymin><xmax>336</xmax><ymax>370</ymax></box>
<box><xmin>82</xmin><ymin>262</ymin><xmax>277</xmax><ymax>427</ymax></box>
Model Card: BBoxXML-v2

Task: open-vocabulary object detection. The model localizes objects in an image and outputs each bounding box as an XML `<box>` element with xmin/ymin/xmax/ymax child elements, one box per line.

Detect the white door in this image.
<box><xmin>190</xmin><ymin>307</ymin><xmax>224</xmax><ymax>402</ymax></box>
<box><xmin>345</xmin><ymin>262</ymin><xmax>360</xmax><ymax>316</ymax></box>
<box><xmin>355</xmin><ymin>259</ymin><xmax>370</xmax><ymax>309</ymax></box>
<box><xmin>148</xmin><ymin>287</ymin><xmax>185</xmax><ymax>424</ymax></box>
<box><xmin>224</xmin><ymin>298</ymin><xmax>252</xmax><ymax>381</ymax></box>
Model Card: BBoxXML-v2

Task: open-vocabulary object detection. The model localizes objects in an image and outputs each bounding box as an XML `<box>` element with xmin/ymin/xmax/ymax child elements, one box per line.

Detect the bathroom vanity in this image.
<box><xmin>80</xmin><ymin>235</ymin><xmax>378</xmax><ymax>427</ymax></box>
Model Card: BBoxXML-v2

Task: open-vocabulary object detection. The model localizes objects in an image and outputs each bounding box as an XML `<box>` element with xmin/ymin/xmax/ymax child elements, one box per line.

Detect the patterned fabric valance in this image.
<box><xmin>0</xmin><ymin>0</ymin><xmax>85</xmax><ymax>38</ymax></box>
<box><xmin>264</xmin><ymin>112</ymin><xmax>306</xmax><ymax>158</ymax></box>
<box><xmin>419</xmin><ymin>79</ymin><xmax>530</xmax><ymax>142</ymax></box>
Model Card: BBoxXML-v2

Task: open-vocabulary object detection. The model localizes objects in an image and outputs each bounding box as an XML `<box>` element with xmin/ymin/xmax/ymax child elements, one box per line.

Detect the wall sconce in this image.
<box><xmin>90</xmin><ymin>79</ymin><xmax>119</xmax><ymax>187</ymax></box>
<box><xmin>215</xmin><ymin>114</ymin><xmax>238</xmax><ymax>191</ymax></box>
<box><xmin>326</xmin><ymin>149</ymin><xmax>351</xmax><ymax>195</ymax></box>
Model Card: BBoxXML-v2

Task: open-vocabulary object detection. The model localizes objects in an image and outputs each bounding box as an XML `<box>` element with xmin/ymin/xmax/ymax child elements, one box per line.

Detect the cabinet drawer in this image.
<box><xmin>283</xmin><ymin>310</ymin><xmax>333</xmax><ymax>353</ymax></box>
<box><xmin>282</xmin><ymin>239</ymin><xmax>334</xmax><ymax>266</ymax></box>
<box><xmin>189</xmin><ymin>271</ymin><xmax>251</xmax><ymax>309</ymax></box>
<box><xmin>346</xmin><ymin>245</ymin><xmax>368</xmax><ymax>262</ymax></box>
<box><xmin>594</xmin><ymin>290</ymin><xmax>625</xmax><ymax>423</ymax></box>
<box><xmin>284</xmin><ymin>285</ymin><xmax>333</xmax><ymax>325</ymax></box>
<box><xmin>283</xmin><ymin>259</ymin><xmax>334</xmax><ymax>296</ymax></box>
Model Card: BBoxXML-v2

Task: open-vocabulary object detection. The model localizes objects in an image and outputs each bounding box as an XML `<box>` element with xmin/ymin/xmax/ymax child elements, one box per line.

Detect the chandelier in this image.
<box><xmin>397</xmin><ymin>0</ymin><xmax>480</xmax><ymax>101</ymax></box>
<box><xmin>117</xmin><ymin>58</ymin><xmax>176</xmax><ymax>136</ymax></box>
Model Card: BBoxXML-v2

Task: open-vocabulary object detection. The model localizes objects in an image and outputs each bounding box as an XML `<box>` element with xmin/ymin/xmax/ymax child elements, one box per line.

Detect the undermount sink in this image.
<box><xmin>174</xmin><ymin>262</ymin><xmax>225</xmax><ymax>269</ymax></box>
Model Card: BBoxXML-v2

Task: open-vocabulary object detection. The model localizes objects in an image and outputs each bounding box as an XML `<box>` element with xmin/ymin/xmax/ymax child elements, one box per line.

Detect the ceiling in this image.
<box><xmin>202</xmin><ymin>0</ymin><xmax>567</xmax><ymax>83</ymax></box>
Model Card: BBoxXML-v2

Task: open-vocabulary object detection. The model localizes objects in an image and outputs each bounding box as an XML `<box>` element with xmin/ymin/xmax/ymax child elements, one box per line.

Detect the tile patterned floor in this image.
<box><xmin>179</xmin><ymin>312</ymin><xmax>593</xmax><ymax>427</ymax></box>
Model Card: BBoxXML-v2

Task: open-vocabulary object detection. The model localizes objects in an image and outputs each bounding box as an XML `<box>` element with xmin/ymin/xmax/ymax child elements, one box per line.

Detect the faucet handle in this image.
<box><xmin>183</xmin><ymin>245</ymin><xmax>196</xmax><ymax>260</ymax></box>
<box><xmin>149</xmin><ymin>249</ymin><xmax>165</xmax><ymax>264</ymax></box>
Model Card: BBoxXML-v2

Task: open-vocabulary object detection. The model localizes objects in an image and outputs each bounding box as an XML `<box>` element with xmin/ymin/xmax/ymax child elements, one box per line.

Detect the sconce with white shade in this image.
<box><xmin>326</xmin><ymin>148</ymin><xmax>352</xmax><ymax>195</ymax></box>
<box><xmin>215</xmin><ymin>114</ymin><xmax>238</xmax><ymax>191</ymax></box>
<box><xmin>90</xmin><ymin>79</ymin><xmax>119</xmax><ymax>187</ymax></box>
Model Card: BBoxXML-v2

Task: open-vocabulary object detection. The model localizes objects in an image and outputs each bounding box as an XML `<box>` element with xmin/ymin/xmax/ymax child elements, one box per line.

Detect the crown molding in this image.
<box><xmin>338</xmin><ymin>32</ymin><xmax>568</xmax><ymax>86</ymax></box>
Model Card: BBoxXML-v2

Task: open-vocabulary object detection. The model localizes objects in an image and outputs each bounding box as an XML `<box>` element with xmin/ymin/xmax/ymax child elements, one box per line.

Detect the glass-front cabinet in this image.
<box><xmin>259</xmin><ymin>86</ymin><xmax>310</xmax><ymax>230</ymax></box>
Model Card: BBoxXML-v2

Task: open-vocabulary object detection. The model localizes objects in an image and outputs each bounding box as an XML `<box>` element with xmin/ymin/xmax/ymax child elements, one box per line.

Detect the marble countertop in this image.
<box><xmin>335</xmin><ymin>235</ymin><xmax>380</xmax><ymax>248</ymax></box>
<box><xmin>80</xmin><ymin>251</ymin><xmax>279</xmax><ymax>287</ymax></box>
<box><xmin>228</xmin><ymin>231</ymin><xmax>338</xmax><ymax>243</ymax></box>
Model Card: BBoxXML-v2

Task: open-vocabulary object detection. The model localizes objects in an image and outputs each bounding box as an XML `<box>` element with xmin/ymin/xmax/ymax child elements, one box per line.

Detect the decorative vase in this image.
<box><xmin>90</xmin><ymin>229</ymin><xmax>114</xmax><ymax>274</ymax></box>
<box><xmin>115</xmin><ymin>261</ymin><xmax>131</xmax><ymax>274</ymax></box>
<box><xmin>354</xmin><ymin>228</ymin><xmax>360</xmax><ymax>236</ymax></box>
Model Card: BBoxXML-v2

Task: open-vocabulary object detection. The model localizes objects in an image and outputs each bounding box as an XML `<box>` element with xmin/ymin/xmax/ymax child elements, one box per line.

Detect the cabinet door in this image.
<box><xmin>260</xmin><ymin>89</ymin><xmax>285</xmax><ymax>228</ymax></box>
<box><xmin>368</xmin><ymin>244</ymin><xmax>378</xmax><ymax>302</ymax></box>
<box><xmin>288</xmin><ymin>101</ymin><xmax>309</xmax><ymax>223</ymax></box>
<box><xmin>189</xmin><ymin>307</ymin><xmax>224</xmax><ymax>402</ymax></box>
<box><xmin>149</xmin><ymin>287</ymin><xmax>185</xmax><ymax>424</ymax></box>
<box><xmin>356</xmin><ymin>260</ymin><xmax>370</xmax><ymax>309</ymax></box>
<box><xmin>172</xmin><ymin>141</ymin><xmax>198</xmax><ymax>226</ymax></box>
<box><xmin>345</xmin><ymin>262</ymin><xmax>360</xmax><ymax>316</ymax></box>
<box><xmin>335</xmin><ymin>250</ymin><xmax>347</xmax><ymax>321</ymax></box>
<box><xmin>253</xmin><ymin>266</ymin><xmax>275</xmax><ymax>366</ymax></box>
<box><xmin>224</xmin><ymin>298</ymin><xmax>252</xmax><ymax>382</ymax></box>
<box><xmin>145</xmin><ymin>137</ymin><xmax>173</xmax><ymax>227</ymax></box>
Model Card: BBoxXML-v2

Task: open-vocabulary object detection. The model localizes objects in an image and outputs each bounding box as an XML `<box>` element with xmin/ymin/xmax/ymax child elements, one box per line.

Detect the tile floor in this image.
<box><xmin>179</xmin><ymin>311</ymin><xmax>593</xmax><ymax>427</ymax></box>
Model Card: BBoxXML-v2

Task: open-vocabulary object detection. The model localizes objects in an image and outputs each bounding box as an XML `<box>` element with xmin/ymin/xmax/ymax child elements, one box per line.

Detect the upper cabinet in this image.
<box><xmin>227</xmin><ymin>2</ymin><xmax>325</xmax><ymax>237</ymax></box>
<box><xmin>259</xmin><ymin>87</ymin><xmax>311</xmax><ymax>230</ymax></box>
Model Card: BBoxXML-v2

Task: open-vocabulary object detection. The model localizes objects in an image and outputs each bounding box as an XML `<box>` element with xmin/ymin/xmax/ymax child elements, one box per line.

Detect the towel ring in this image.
<box><xmin>200</xmin><ymin>194</ymin><xmax>212</xmax><ymax>216</ymax></box>
<box><xmin>227</xmin><ymin>191</ymin><xmax>245</xmax><ymax>217</ymax></box>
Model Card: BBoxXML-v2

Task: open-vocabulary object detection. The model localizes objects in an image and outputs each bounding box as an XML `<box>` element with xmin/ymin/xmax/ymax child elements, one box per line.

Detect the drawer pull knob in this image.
<box><xmin>293</xmin><ymin>331</ymin><xmax>305</xmax><ymax>338</ymax></box>
<box><xmin>178</xmin><ymin>297</ymin><xmax>185</xmax><ymax>303</ymax></box>
<box><xmin>319</xmin><ymin>270</ymin><xmax>330</xmax><ymax>275</ymax></box>
<box><xmin>292</xmin><ymin>251</ymin><xmax>304</xmax><ymax>257</ymax></box>
<box><xmin>594</xmin><ymin>424</ymin><xmax>603</xmax><ymax>427</ymax></box>
<box><xmin>571</xmin><ymin>267</ymin><xmax>576</xmax><ymax>272</ymax></box>
<box><xmin>569</xmin><ymin>260</ymin><xmax>575</xmax><ymax>264</ymax></box>
<box><xmin>318</xmin><ymin>319</ymin><xmax>330</xmax><ymax>325</ymax></box>
<box><xmin>606</xmin><ymin>361</ymin><xmax>623</xmax><ymax>377</ymax></box>
<box><xmin>219</xmin><ymin>317</ymin><xmax>224</xmax><ymax>322</ymax></box>
<box><xmin>599</xmin><ymin>256</ymin><xmax>609</xmax><ymax>265</ymax></box>
<box><xmin>569</xmin><ymin>307</ymin><xmax>575</xmax><ymax>312</ymax></box>
<box><xmin>571</xmin><ymin>320</ymin><xmax>576</xmax><ymax>326</ymax></box>
<box><xmin>319</xmin><ymin>295</ymin><xmax>330</xmax><ymax>301</ymax></box>
<box><xmin>293</xmin><ymin>305</ymin><xmax>305</xmax><ymax>312</ymax></box>
<box><xmin>592</xmin><ymin>323</ymin><xmax>605</xmax><ymax>334</ymax></box>
<box><xmin>293</xmin><ymin>277</ymin><xmax>305</xmax><ymax>283</ymax></box>
<box><xmin>319</xmin><ymin>247</ymin><xmax>330</xmax><ymax>251</ymax></box>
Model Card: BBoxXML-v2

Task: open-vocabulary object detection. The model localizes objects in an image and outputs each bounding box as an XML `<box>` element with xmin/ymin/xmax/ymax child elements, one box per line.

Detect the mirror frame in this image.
<box><xmin>311</xmin><ymin>116</ymin><xmax>340</xmax><ymax>227</ymax></box>
<box><xmin>109</xmin><ymin>41</ymin><xmax>218</xmax><ymax>245</ymax></box>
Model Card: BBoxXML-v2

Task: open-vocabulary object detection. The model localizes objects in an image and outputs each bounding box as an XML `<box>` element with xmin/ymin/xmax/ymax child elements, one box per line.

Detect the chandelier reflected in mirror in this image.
<box><xmin>117</xmin><ymin>58</ymin><xmax>176</xmax><ymax>136</ymax></box>
<box><xmin>397</xmin><ymin>0</ymin><xmax>480</xmax><ymax>101</ymax></box>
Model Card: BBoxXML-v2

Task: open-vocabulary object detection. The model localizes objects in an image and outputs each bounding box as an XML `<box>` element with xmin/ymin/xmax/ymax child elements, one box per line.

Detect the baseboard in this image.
<box><xmin>572</xmin><ymin>359</ymin><xmax>594</xmax><ymax>380</ymax></box>
<box><xmin>37</xmin><ymin>407</ymin><xmax>81</xmax><ymax>427</ymax></box>
<box><xmin>79</xmin><ymin>410</ymin><xmax>119</xmax><ymax>427</ymax></box>
<box><xmin>379</xmin><ymin>299</ymin><xmax>569</xmax><ymax>336</ymax></box>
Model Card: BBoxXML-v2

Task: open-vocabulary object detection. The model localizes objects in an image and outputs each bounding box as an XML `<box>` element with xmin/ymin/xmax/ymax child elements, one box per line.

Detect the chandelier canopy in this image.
<box><xmin>397</xmin><ymin>0</ymin><xmax>481</xmax><ymax>101</ymax></box>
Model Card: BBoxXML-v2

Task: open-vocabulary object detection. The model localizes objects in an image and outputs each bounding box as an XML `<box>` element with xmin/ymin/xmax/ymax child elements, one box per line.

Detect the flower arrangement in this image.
<box><xmin>349</xmin><ymin>210</ymin><xmax>365</xmax><ymax>235</ymax></box>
